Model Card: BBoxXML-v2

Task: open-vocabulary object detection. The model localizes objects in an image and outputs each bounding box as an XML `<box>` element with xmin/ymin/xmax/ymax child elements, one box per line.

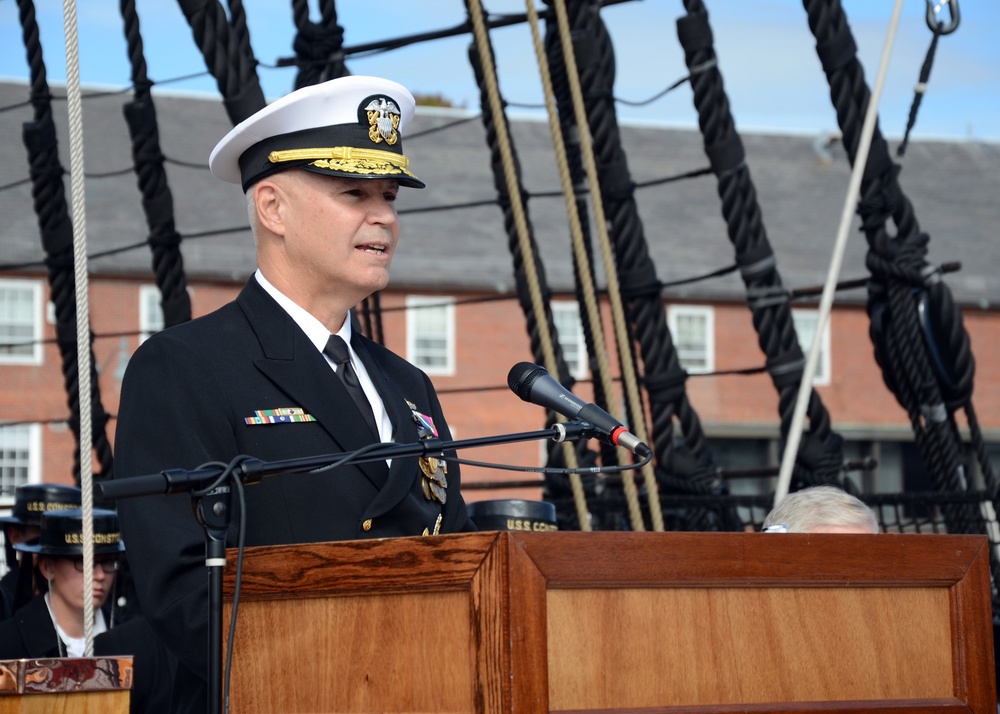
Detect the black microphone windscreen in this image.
<box><xmin>506</xmin><ymin>363</ymin><xmax>651</xmax><ymax>457</ymax></box>
<box><xmin>507</xmin><ymin>362</ymin><xmax>546</xmax><ymax>402</ymax></box>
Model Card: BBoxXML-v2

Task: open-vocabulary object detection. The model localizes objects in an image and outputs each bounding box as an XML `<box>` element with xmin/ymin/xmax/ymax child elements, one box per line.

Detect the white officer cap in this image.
<box><xmin>209</xmin><ymin>75</ymin><xmax>424</xmax><ymax>192</ymax></box>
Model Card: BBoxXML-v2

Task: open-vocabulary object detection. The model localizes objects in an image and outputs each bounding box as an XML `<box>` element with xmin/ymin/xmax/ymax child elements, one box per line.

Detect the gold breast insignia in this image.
<box><xmin>409</xmin><ymin>398</ymin><xmax>447</xmax><ymax>504</ymax></box>
<box><xmin>419</xmin><ymin>455</ymin><xmax>448</xmax><ymax>505</ymax></box>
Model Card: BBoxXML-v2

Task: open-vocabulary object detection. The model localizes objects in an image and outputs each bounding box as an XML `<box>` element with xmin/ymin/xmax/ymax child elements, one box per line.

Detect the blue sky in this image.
<box><xmin>1</xmin><ymin>0</ymin><xmax>997</xmax><ymax>141</ymax></box>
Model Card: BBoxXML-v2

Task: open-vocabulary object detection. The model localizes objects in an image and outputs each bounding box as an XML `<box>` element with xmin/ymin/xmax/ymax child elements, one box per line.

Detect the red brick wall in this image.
<box><xmin>5</xmin><ymin>277</ymin><xmax>998</xmax><ymax>502</ymax></box>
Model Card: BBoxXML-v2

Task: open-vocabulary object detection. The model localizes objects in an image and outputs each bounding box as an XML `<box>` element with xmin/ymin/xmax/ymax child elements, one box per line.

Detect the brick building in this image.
<box><xmin>1</xmin><ymin>80</ymin><xmax>998</xmax><ymax>512</ymax></box>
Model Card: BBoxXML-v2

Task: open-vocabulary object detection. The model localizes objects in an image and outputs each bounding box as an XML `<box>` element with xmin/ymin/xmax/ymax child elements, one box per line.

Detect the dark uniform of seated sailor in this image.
<box><xmin>112</xmin><ymin>74</ymin><xmax>473</xmax><ymax>713</ymax></box>
<box><xmin>0</xmin><ymin>508</ymin><xmax>174</xmax><ymax>713</ymax></box>
<box><xmin>0</xmin><ymin>508</ymin><xmax>125</xmax><ymax>659</ymax></box>
<box><xmin>0</xmin><ymin>483</ymin><xmax>81</xmax><ymax>621</ymax></box>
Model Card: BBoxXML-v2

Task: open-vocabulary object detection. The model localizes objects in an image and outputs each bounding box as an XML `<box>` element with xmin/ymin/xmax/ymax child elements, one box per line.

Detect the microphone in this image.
<box><xmin>507</xmin><ymin>362</ymin><xmax>652</xmax><ymax>458</ymax></box>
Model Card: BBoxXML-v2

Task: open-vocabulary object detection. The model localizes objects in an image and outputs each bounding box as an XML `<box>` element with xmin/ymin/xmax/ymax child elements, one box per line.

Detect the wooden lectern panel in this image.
<box><xmin>223</xmin><ymin>531</ymin><xmax>995</xmax><ymax>714</ymax></box>
<box><xmin>224</xmin><ymin>532</ymin><xmax>507</xmax><ymax>713</ymax></box>
<box><xmin>547</xmin><ymin>587</ymin><xmax>952</xmax><ymax>708</ymax></box>
<box><xmin>233</xmin><ymin>591</ymin><xmax>474</xmax><ymax>712</ymax></box>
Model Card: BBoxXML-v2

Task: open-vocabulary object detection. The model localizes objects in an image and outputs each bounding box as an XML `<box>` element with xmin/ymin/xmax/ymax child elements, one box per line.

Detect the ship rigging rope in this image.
<box><xmin>775</xmin><ymin>0</ymin><xmax>905</xmax><ymax>505</ymax></box>
<box><xmin>799</xmin><ymin>0</ymin><xmax>996</xmax><ymax>555</ymax></box>
<box><xmin>463</xmin><ymin>6</ymin><xmax>609</xmax><ymax>520</ymax></box>
<box><xmin>678</xmin><ymin>0</ymin><xmax>846</xmax><ymax>495</ymax></box>
<box><xmin>525</xmin><ymin>0</ymin><xmax>661</xmax><ymax>531</ymax></box>
<box><xmin>15</xmin><ymin>0</ymin><xmax>115</xmax><ymax>485</ymax></box>
<box><xmin>9</xmin><ymin>1</ymin><xmax>993</xmax><ymax>552</ymax></box>
<box><xmin>119</xmin><ymin>0</ymin><xmax>193</xmax><ymax>329</ymax></box>
<box><xmin>289</xmin><ymin>0</ymin><xmax>347</xmax><ymax>90</ymax></box>
<box><xmin>547</xmin><ymin>0</ymin><xmax>725</xmax><ymax>530</ymax></box>
<box><xmin>59</xmin><ymin>0</ymin><xmax>96</xmax><ymax>659</ymax></box>
<box><xmin>465</xmin><ymin>0</ymin><xmax>592</xmax><ymax>530</ymax></box>
<box><xmin>176</xmin><ymin>0</ymin><xmax>264</xmax><ymax>125</ymax></box>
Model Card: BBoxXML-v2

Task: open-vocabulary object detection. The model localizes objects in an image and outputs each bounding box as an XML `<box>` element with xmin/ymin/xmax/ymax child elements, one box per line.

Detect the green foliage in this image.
<box><xmin>413</xmin><ymin>93</ymin><xmax>463</xmax><ymax>109</ymax></box>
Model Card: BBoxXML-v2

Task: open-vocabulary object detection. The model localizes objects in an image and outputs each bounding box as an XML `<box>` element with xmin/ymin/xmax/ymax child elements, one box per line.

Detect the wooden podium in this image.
<box><xmin>223</xmin><ymin>531</ymin><xmax>996</xmax><ymax>713</ymax></box>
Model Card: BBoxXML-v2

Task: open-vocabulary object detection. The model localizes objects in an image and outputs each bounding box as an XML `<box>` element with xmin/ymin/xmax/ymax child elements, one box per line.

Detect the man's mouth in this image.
<box><xmin>358</xmin><ymin>244</ymin><xmax>386</xmax><ymax>255</ymax></box>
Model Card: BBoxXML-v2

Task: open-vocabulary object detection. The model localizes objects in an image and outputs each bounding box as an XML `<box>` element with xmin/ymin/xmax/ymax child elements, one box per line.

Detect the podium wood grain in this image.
<box><xmin>223</xmin><ymin>531</ymin><xmax>995</xmax><ymax>714</ymax></box>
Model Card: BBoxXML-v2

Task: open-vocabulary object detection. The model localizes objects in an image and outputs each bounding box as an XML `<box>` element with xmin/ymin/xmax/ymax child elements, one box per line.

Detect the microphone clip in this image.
<box><xmin>551</xmin><ymin>420</ymin><xmax>601</xmax><ymax>444</ymax></box>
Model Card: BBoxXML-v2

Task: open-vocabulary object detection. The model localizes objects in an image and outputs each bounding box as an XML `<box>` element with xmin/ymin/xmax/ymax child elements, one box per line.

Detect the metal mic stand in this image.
<box><xmin>193</xmin><ymin>482</ymin><xmax>232</xmax><ymax>714</ymax></box>
<box><xmin>95</xmin><ymin>420</ymin><xmax>598</xmax><ymax>714</ymax></box>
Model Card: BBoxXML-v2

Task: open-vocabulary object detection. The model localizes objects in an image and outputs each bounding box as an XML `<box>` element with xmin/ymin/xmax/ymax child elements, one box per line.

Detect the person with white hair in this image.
<box><xmin>762</xmin><ymin>485</ymin><xmax>880</xmax><ymax>534</ymax></box>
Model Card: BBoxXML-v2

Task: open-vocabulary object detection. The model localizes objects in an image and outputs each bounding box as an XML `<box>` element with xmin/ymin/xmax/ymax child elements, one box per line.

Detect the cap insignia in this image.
<box><xmin>364</xmin><ymin>97</ymin><xmax>401</xmax><ymax>146</ymax></box>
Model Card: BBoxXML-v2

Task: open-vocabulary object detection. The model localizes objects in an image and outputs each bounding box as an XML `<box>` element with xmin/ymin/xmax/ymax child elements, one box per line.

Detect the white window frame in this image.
<box><xmin>551</xmin><ymin>301</ymin><xmax>588</xmax><ymax>379</ymax></box>
<box><xmin>668</xmin><ymin>305</ymin><xmax>714</xmax><ymax>374</ymax></box>
<box><xmin>406</xmin><ymin>295</ymin><xmax>455</xmax><ymax>376</ymax></box>
<box><xmin>791</xmin><ymin>309</ymin><xmax>831</xmax><ymax>386</ymax></box>
<box><xmin>0</xmin><ymin>423</ymin><xmax>42</xmax><ymax>507</ymax></box>
<box><xmin>0</xmin><ymin>279</ymin><xmax>43</xmax><ymax>365</ymax></box>
<box><xmin>139</xmin><ymin>285</ymin><xmax>165</xmax><ymax>343</ymax></box>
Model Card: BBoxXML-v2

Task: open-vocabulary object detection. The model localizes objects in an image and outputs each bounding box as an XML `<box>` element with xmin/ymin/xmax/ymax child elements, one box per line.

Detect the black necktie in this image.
<box><xmin>324</xmin><ymin>335</ymin><xmax>379</xmax><ymax>438</ymax></box>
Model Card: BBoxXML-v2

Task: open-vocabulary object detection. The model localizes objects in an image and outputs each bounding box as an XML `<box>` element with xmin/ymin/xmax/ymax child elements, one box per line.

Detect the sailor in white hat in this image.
<box><xmin>114</xmin><ymin>76</ymin><xmax>472</xmax><ymax>712</ymax></box>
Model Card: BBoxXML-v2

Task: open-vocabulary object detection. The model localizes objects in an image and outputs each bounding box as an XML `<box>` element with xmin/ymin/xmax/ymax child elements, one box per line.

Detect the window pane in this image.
<box><xmin>676</xmin><ymin>313</ymin><xmax>706</xmax><ymax>365</ymax></box>
<box><xmin>140</xmin><ymin>286</ymin><xmax>165</xmax><ymax>342</ymax></box>
<box><xmin>552</xmin><ymin>302</ymin><xmax>587</xmax><ymax>378</ymax></box>
<box><xmin>0</xmin><ymin>283</ymin><xmax>39</xmax><ymax>360</ymax></box>
<box><xmin>406</xmin><ymin>296</ymin><xmax>454</xmax><ymax>375</ymax></box>
<box><xmin>669</xmin><ymin>306</ymin><xmax>713</xmax><ymax>373</ymax></box>
<box><xmin>0</xmin><ymin>425</ymin><xmax>31</xmax><ymax>501</ymax></box>
<box><xmin>791</xmin><ymin>310</ymin><xmax>829</xmax><ymax>384</ymax></box>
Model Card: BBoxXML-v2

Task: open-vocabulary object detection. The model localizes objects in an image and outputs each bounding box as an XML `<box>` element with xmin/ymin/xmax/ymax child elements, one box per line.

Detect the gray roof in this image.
<box><xmin>1</xmin><ymin>79</ymin><xmax>997</xmax><ymax>307</ymax></box>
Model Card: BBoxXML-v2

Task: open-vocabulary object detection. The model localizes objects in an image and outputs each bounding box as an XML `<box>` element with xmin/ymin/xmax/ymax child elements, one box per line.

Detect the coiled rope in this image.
<box><xmin>290</xmin><ymin>0</ymin><xmax>347</xmax><ymax>90</ymax></box>
<box><xmin>799</xmin><ymin>0</ymin><xmax>992</xmax><ymax>539</ymax></box>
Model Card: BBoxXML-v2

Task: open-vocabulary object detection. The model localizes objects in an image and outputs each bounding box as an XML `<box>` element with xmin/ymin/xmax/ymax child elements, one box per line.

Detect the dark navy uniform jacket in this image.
<box><xmin>113</xmin><ymin>277</ymin><xmax>472</xmax><ymax>712</ymax></box>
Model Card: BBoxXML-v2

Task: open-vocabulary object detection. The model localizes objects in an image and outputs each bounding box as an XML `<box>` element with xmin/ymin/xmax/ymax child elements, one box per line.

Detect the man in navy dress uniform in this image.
<box><xmin>113</xmin><ymin>75</ymin><xmax>473</xmax><ymax>713</ymax></box>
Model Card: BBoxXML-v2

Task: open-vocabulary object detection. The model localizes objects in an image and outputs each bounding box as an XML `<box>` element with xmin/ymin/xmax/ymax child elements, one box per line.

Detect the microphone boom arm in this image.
<box><xmin>96</xmin><ymin>421</ymin><xmax>598</xmax><ymax>502</ymax></box>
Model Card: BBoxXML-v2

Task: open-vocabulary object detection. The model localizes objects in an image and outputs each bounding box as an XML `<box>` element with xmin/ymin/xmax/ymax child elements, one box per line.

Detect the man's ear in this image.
<box><xmin>253</xmin><ymin>179</ymin><xmax>286</xmax><ymax>236</ymax></box>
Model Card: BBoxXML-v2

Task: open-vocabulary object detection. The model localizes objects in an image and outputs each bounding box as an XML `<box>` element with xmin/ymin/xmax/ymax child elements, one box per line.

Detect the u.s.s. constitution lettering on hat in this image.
<box><xmin>0</xmin><ymin>483</ymin><xmax>82</xmax><ymax>527</ymax></box>
<box><xmin>209</xmin><ymin>75</ymin><xmax>424</xmax><ymax>192</ymax></box>
<box><xmin>14</xmin><ymin>508</ymin><xmax>125</xmax><ymax>557</ymax></box>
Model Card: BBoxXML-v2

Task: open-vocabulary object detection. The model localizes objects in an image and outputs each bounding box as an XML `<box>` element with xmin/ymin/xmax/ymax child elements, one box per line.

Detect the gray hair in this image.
<box><xmin>246</xmin><ymin>189</ymin><xmax>258</xmax><ymax>241</ymax></box>
<box><xmin>762</xmin><ymin>485</ymin><xmax>879</xmax><ymax>534</ymax></box>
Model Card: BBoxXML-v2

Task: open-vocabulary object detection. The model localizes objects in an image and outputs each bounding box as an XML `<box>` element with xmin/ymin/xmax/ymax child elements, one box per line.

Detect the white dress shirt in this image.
<box><xmin>254</xmin><ymin>270</ymin><xmax>392</xmax><ymax>444</ymax></box>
